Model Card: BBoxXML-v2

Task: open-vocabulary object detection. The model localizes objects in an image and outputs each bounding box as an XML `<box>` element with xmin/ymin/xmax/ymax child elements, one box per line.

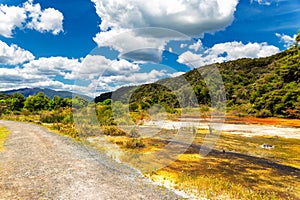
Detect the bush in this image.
<box><xmin>125</xmin><ymin>138</ymin><xmax>145</xmax><ymax>149</ymax></box>
<box><xmin>62</xmin><ymin>114</ymin><xmax>74</xmax><ymax>124</ymax></box>
<box><xmin>256</xmin><ymin>109</ymin><xmax>272</xmax><ymax>118</ymax></box>
<box><xmin>40</xmin><ymin>112</ymin><xmax>64</xmax><ymax>123</ymax></box>
<box><xmin>101</xmin><ymin>126</ymin><xmax>127</xmax><ymax>136</ymax></box>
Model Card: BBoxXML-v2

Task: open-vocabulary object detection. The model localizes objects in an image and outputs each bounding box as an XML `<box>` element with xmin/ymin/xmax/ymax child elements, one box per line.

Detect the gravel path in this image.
<box><xmin>0</xmin><ymin>121</ymin><xmax>181</xmax><ymax>200</ymax></box>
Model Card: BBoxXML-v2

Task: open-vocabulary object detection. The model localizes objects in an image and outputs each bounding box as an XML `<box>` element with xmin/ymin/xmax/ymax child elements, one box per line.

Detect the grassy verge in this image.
<box><xmin>0</xmin><ymin>126</ymin><xmax>10</xmax><ymax>151</ymax></box>
<box><xmin>0</xmin><ymin>109</ymin><xmax>79</xmax><ymax>140</ymax></box>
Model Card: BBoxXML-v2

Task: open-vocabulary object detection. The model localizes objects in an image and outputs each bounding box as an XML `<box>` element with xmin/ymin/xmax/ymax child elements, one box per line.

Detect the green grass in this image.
<box><xmin>0</xmin><ymin>126</ymin><xmax>10</xmax><ymax>151</ymax></box>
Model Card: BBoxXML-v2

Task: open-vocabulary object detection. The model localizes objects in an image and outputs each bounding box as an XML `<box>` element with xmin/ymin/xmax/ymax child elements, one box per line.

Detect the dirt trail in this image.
<box><xmin>0</xmin><ymin>121</ymin><xmax>180</xmax><ymax>200</ymax></box>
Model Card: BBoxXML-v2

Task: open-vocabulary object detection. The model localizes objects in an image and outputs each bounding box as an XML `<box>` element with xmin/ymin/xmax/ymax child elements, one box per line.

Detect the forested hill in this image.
<box><xmin>2</xmin><ymin>88</ymin><xmax>92</xmax><ymax>101</ymax></box>
<box><xmin>95</xmin><ymin>45</ymin><xmax>300</xmax><ymax>118</ymax></box>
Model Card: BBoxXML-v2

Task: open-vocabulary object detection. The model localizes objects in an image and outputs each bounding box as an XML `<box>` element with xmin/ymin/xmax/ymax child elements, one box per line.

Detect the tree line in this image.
<box><xmin>0</xmin><ymin>92</ymin><xmax>89</xmax><ymax>115</ymax></box>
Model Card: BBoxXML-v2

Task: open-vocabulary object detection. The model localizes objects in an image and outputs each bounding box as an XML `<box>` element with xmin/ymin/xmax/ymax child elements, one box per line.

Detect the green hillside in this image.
<box><xmin>96</xmin><ymin>44</ymin><xmax>300</xmax><ymax>118</ymax></box>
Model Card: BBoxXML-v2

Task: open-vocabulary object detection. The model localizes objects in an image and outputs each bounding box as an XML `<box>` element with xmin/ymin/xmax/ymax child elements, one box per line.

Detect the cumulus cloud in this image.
<box><xmin>92</xmin><ymin>0</ymin><xmax>238</xmax><ymax>36</ymax></box>
<box><xmin>66</xmin><ymin>55</ymin><xmax>140</xmax><ymax>80</ymax></box>
<box><xmin>0</xmin><ymin>67</ymin><xmax>58</xmax><ymax>90</ymax></box>
<box><xmin>67</xmin><ymin>55</ymin><xmax>174</xmax><ymax>94</ymax></box>
<box><xmin>93</xmin><ymin>28</ymin><xmax>188</xmax><ymax>63</ymax></box>
<box><xmin>0</xmin><ymin>55</ymin><xmax>78</xmax><ymax>94</ymax></box>
<box><xmin>0</xmin><ymin>40</ymin><xmax>173</xmax><ymax>96</ymax></box>
<box><xmin>23</xmin><ymin>56</ymin><xmax>81</xmax><ymax>76</ymax></box>
<box><xmin>275</xmin><ymin>33</ymin><xmax>296</xmax><ymax>48</ymax></box>
<box><xmin>0</xmin><ymin>4</ymin><xmax>26</xmax><ymax>38</ymax></box>
<box><xmin>0</xmin><ymin>0</ymin><xmax>63</xmax><ymax>37</ymax></box>
<box><xmin>93</xmin><ymin>69</ymin><xmax>167</xmax><ymax>93</ymax></box>
<box><xmin>92</xmin><ymin>0</ymin><xmax>238</xmax><ymax>62</ymax></box>
<box><xmin>0</xmin><ymin>40</ymin><xmax>35</xmax><ymax>65</ymax></box>
<box><xmin>189</xmin><ymin>40</ymin><xmax>203</xmax><ymax>52</ymax></box>
<box><xmin>24</xmin><ymin>0</ymin><xmax>64</xmax><ymax>35</ymax></box>
<box><xmin>177</xmin><ymin>41</ymin><xmax>280</xmax><ymax>68</ymax></box>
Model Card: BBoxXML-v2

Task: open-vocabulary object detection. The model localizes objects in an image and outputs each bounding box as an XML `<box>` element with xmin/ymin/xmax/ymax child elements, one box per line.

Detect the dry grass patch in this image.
<box><xmin>0</xmin><ymin>126</ymin><xmax>10</xmax><ymax>151</ymax></box>
<box><xmin>150</xmin><ymin>144</ymin><xmax>299</xmax><ymax>199</ymax></box>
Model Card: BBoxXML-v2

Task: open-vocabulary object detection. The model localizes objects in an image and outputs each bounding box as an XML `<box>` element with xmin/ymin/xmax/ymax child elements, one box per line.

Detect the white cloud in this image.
<box><xmin>0</xmin><ymin>55</ymin><xmax>78</xmax><ymax>94</ymax></box>
<box><xmin>92</xmin><ymin>0</ymin><xmax>238</xmax><ymax>36</ymax></box>
<box><xmin>92</xmin><ymin>0</ymin><xmax>239</xmax><ymax>62</ymax></box>
<box><xmin>93</xmin><ymin>28</ymin><xmax>187</xmax><ymax>63</ymax></box>
<box><xmin>189</xmin><ymin>40</ymin><xmax>203</xmax><ymax>52</ymax></box>
<box><xmin>0</xmin><ymin>46</ymin><xmax>167</xmax><ymax>96</ymax></box>
<box><xmin>180</xmin><ymin>43</ymin><xmax>188</xmax><ymax>48</ymax></box>
<box><xmin>169</xmin><ymin>71</ymin><xmax>185</xmax><ymax>78</ymax></box>
<box><xmin>66</xmin><ymin>55</ymin><xmax>140</xmax><ymax>80</ymax></box>
<box><xmin>94</xmin><ymin>69</ymin><xmax>167</xmax><ymax>92</ymax></box>
<box><xmin>23</xmin><ymin>56</ymin><xmax>81</xmax><ymax>76</ymax></box>
<box><xmin>0</xmin><ymin>4</ymin><xmax>26</xmax><ymax>38</ymax></box>
<box><xmin>0</xmin><ymin>0</ymin><xmax>63</xmax><ymax>37</ymax></box>
<box><xmin>251</xmin><ymin>0</ymin><xmax>272</xmax><ymax>5</ymax></box>
<box><xmin>208</xmin><ymin>41</ymin><xmax>279</xmax><ymax>59</ymax></box>
<box><xmin>24</xmin><ymin>0</ymin><xmax>64</xmax><ymax>35</ymax></box>
<box><xmin>275</xmin><ymin>33</ymin><xmax>296</xmax><ymax>48</ymax></box>
<box><xmin>0</xmin><ymin>40</ymin><xmax>35</xmax><ymax>65</ymax></box>
<box><xmin>177</xmin><ymin>41</ymin><xmax>280</xmax><ymax>68</ymax></box>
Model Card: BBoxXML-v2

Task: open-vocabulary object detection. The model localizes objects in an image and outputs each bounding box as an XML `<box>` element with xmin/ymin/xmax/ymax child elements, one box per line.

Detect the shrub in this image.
<box><xmin>40</xmin><ymin>112</ymin><xmax>64</xmax><ymax>123</ymax></box>
<box><xmin>62</xmin><ymin>114</ymin><xmax>74</xmax><ymax>124</ymax></box>
<box><xmin>101</xmin><ymin>126</ymin><xmax>127</xmax><ymax>136</ymax></box>
<box><xmin>256</xmin><ymin>109</ymin><xmax>272</xmax><ymax>118</ymax></box>
<box><xmin>125</xmin><ymin>138</ymin><xmax>145</xmax><ymax>149</ymax></box>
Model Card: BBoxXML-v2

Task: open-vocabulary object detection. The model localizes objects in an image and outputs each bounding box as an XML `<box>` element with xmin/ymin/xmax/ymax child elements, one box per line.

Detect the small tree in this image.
<box><xmin>7</xmin><ymin>93</ymin><xmax>25</xmax><ymax>111</ymax></box>
<box><xmin>72</xmin><ymin>96</ymin><xmax>88</xmax><ymax>109</ymax></box>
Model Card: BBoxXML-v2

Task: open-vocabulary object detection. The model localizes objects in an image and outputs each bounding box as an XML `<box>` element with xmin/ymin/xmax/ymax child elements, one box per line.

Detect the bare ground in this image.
<box><xmin>0</xmin><ymin>120</ymin><xmax>181</xmax><ymax>200</ymax></box>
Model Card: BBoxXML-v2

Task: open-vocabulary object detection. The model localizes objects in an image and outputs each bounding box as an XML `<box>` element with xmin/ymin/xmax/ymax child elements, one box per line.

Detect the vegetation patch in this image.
<box><xmin>0</xmin><ymin>126</ymin><xmax>10</xmax><ymax>151</ymax></box>
<box><xmin>105</xmin><ymin>128</ymin><xmax>300</xmax><ymax>199</ymax></box>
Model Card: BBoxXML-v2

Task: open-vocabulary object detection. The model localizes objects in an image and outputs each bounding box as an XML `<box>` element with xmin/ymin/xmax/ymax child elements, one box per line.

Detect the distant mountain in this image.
<box><xmin>95</xmin><ymin>46</ymin><xmax>300</xmax><ymax>118</ymax></box>
<box><xmin>2</xmin><ymin>88</ymin><xmax>93</xmax><ymax>101</ymax></box>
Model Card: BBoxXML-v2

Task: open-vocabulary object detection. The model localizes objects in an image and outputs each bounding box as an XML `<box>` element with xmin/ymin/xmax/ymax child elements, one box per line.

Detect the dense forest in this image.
<box><xmin>95</xmin><ymin>36</ymin><xmax>300</xmax><ymax>119</ymax></box>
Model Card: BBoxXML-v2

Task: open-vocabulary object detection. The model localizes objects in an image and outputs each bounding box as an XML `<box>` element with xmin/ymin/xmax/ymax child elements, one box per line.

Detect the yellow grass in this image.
<box><xmin>0</xmin><ymin>126</ymin><xmax>10</xmax><ymax>151</ymax></box>
<box><xmin>105</xmin><ymin>129</ymin><xmax>300</xmax><ymax>199</ymax></box>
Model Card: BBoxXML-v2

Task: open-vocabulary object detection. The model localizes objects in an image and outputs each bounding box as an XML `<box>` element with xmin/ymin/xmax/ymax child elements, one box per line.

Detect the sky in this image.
<box><xmin>0</xmin><ymin>0</ymin><xmax>299</xmax><ymax>97</ymax></box>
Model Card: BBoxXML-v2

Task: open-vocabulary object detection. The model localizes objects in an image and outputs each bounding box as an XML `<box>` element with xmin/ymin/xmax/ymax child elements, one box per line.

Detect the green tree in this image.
<box><xmin>72</xmin><ymin>96</ymin><xmax>88</xmax><ymax>109</ymax></box>
<box><xmin>7</xmin><ymin>93</ymin><xmax>25</xmax><ymax>111</ymax></box>
<box><xmin>0</xmin><ymin>100</ymin><xmax>8</xmax><ymax>115</ymax></box>
<box><xmin>48</xmin><ymin>96</ymin><xmax>62</xmax><ymax>110</ymax></box>
<box><xmin>61</xmin><ymin>98</ymin><xmax>72</xmax><ymax>107</ymax></box>
<box><xmin>24</xmin><ymin>92</ymin><xmax>50</xmax><ymax>111</ymax></box>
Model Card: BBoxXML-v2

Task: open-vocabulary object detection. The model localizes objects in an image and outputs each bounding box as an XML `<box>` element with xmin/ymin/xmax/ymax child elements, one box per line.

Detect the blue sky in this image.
<box><xmin>0</xmin><ymin>0</ymin><xmax>299</xmax><ymax>97</ymax></box>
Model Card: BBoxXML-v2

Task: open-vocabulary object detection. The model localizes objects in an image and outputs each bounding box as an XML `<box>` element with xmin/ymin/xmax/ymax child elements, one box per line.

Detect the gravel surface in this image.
<box><xmin>0</xmin><ymin>120</ymin><xmax>181</xmax><ymax>200</ymax></box>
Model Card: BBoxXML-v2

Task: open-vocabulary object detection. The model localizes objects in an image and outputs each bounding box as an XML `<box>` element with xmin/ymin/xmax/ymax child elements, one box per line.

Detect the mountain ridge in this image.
<box><xmin>1</xmin><ymin>88</ymin><xmax>92</xmax><ymax>101</ymax></box>
<box><xmin>95</xmin><ymin>46</ymin><xmax>300</xmax><ymax>118</ymax></box>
